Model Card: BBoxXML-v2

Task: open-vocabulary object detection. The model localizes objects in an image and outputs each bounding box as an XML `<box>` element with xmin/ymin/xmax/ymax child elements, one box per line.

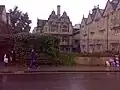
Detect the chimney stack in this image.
<box><xmin>57</xmin><ymin>5</ymin><xmax>61</xmax><ymax>18</ymax></box>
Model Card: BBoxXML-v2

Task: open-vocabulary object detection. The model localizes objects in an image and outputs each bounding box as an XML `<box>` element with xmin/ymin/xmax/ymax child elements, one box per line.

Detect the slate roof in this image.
<box><xmin>80</xmin><ymin>0</ymin><xmax>120</xmax><ymax>27</ymax></box>
<box><xmin>91</xmin><ymin>8</ymin><xmax>98</xmax><ymax>21</ymax></box>
<box><xmin>111</xmin><ymin>0</ymin><xmax>119</xmax><ymax>9</ymax></box>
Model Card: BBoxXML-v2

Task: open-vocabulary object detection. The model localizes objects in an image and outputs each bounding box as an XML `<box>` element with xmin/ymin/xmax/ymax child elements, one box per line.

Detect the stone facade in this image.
<box><xmin>0</xmin><ymin>5</ymin><xmax>12</xmax><ymax>34</ymax></box>
<box><xmin>75</xmin><ymin>56</ymin><xmax>109</xmax><ymax>66</ymax></box>
<box><xmin>34</xmin><ymin>5</ymin><xmax>73</xmax><ymax>52</ymax></box>
<box><xmin>78</xmin><ymin>0</ymin><xmax>120</xmax><ymax>53</ymax></box>
<box><xmin>0</xmin><ymin>5</ymin><xmax>13</xmax><ymax>57</ymax></box>
<box><xmin>72</xmin><ymin>24</ymin><xmax>80</xmax><ymax>52</ymax></box>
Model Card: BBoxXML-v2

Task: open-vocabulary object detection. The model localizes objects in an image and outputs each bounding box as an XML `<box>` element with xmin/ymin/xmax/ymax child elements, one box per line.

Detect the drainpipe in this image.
<box><xmin>87</xmin><ymin>28</ymin><xmax>89</xmax><ymax>53</ymax></box>
<box><xmin>106</xmin><ymin>15</ymin><xmax>109</xmax><ymax>52</ymax></box>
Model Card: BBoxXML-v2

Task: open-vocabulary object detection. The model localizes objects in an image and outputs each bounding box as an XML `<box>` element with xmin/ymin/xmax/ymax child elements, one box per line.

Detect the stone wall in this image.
<box><xmin>75</xmin><ymin>57</ymin><xmax>109</xmax><ymax>66</ymax></box>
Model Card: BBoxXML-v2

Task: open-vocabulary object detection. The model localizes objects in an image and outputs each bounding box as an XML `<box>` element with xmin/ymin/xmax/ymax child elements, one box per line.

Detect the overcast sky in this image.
<box><xmin>1</xmin><ymin>0</ymin><xmax>107</xmax><ymax>30</ymax></box>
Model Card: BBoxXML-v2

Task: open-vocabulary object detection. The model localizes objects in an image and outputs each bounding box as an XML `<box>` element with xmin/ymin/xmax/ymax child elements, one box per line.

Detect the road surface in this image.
<box><xmin>0</xmin><ymin>72</ymin><xmax>120</xmax><ymax>90</ymax></box>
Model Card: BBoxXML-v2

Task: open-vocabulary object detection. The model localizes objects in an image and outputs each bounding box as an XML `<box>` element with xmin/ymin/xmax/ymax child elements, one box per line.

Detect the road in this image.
<box><xmin>0</xmin><ymin>72</ymin><xmax>120</xmax><ymax>90</ymax></box>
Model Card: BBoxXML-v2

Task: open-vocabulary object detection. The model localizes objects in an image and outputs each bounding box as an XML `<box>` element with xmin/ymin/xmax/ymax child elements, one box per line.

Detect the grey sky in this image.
<box><xmin>1</xmin><ymin>0</ymin><xmax>107</xmax><ymax>29</ymax></box>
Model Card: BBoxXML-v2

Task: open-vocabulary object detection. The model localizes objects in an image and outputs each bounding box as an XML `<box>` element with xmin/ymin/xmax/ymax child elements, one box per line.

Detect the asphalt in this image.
<box><xmin>0</xmin><ymin>72</ymin><xmax>120</xmax><ymax>90</ymax></box>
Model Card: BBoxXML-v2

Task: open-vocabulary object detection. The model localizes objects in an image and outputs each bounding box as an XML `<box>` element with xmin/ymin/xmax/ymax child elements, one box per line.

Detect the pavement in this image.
<box><xmin>0</xmin><ymin>65</ymin><xmax>120</xmax><ymax>74</ymax></box>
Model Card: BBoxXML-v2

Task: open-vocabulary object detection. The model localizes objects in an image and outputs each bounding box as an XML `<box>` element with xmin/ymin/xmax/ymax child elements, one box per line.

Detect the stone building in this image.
<box><xmin>0</xmin><ymin>5</ymin><xmax>12</xmax><ymax>34</ymax></box>
<box><xmin>33</xmin><ymin>5</ymin><xmax>73</xmax><ymax>52</ymax></box>
<box><xmin>72</xmin><ymin>24</ymin><xmax>80</xmax><ymax>52</ymax></box>
<box><xmin>0</xmin><ymin>5</ymin><xmax>12</xmax><ymax>62</ymax></box>
<box><xmin>77</xmin><ymin>0</ymin><xmax>120</xmax><ymax>53</ymax></box>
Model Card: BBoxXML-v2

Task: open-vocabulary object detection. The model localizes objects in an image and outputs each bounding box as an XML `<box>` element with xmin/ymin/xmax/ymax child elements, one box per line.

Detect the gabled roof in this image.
<box><xmin>116</xmin><ymin>0</ymin><xmax>120</xmax><ymax>10</ymax></box>
<box><xmin>94</xmin><ymin>8</ymin><xmax>103</xmax><ymax>20</ymax></box>
<box><xmin>48</xmin><ymin>10</ymin><xmax>57</xmax><ymax>21</ymax></box>
<box><xmin>60</xmin><ymin>11</ymin><xmax>71</xmax><ymax>22</ymax></box>
<box><xmin>86</xmin><ymin>13</ymin><xmax>93</xmax><ymax>24</ymax></box>
<box><xmin>103</xmin><ymin>0</ymin><xmax>114</xmax><ymax>16</ymax></box>
<box><xmin>0</xmin><ymin>5</ymin><xmax>5</xmax><ymax>14</ymax></box>
<box><xmin>80</xmin><ymin>15</ymin><xmax>87</xmax><ymax>27</ymax></box>
<box><xmin>111</xmin><ymin>0</ymin><xmax>119</xmax><ymax>10</ymax></box>
<box><xmin>91</xmin><ymin>8</ymin><xmax>97</xmax><ymax>20</ymax></box>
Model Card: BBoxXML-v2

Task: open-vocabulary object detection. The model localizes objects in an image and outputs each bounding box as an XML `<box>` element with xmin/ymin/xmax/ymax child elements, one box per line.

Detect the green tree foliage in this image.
<box><xmin>9</xmin><ymin>6</ymin><xmax>32</xmax><ymax>33</ymax></box>
<box><xmin>13</xmin><ymin>33</ymin><xmax>60</xmax><ymax>61</ymax></box>
<box><xmin>10</xmin><ymin>33</ymin><xmax>77</xmax><ymax>66</ymax></box>
<box><xmin>58</xmin><ymin>52</ymin><xmax>76</xmax><ymax>66</ymax></box>
<box><xmin>39</xmin><ymin>35</ymin><xmax>59</xmax><ymax>57</ymax></box>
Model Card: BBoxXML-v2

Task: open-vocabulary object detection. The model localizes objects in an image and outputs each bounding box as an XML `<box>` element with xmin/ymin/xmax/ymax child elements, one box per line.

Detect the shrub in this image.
<box><xmin>58</xmin><ymin>52</ymin><xmax>76</xmax><ymax>66</ymax></box>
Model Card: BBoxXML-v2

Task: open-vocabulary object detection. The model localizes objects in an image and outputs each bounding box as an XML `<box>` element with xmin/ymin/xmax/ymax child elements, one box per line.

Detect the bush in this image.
<box><xmin>58</xmin><ymin>52</ymin><xmax>76</xmax><ymax>66</ymax></box>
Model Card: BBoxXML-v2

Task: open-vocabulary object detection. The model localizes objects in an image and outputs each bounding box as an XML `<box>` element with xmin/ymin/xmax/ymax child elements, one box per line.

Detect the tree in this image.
<box><xmin>9</xmin><ymin>6</ymin><xmax>32</xmax><ymax>33</ymax></box>
<box><xmin>13</xmin><ymin>33</ymin><xmax>60</xmax><ymax>61</ymax></box>
<box><xmin>38</xmin><ymin>35</ymin><xmax>60</xmax><ymax>57</ymax></box>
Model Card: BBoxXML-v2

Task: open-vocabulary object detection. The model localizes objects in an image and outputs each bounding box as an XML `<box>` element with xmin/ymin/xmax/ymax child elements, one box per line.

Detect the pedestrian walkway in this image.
<box><xmin>0</xmin><ymin>66</ymin><xmax>120</xmax><ymax>74</ymax></box>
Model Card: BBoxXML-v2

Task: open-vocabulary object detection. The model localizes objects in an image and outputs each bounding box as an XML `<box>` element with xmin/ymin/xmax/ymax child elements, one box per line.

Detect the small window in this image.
<box><xmin>99</xmin><ymin>29</ymin><xmax>105</xmax><ymax>33</ymax></box>
<box><xmin>90</xmin><ymin>32</ymin><xmax>95</xmax><ymax>35</ymax></box>
<box><xmin>62</xmin><ymin>25</ymin><xmax>67</xmax><ymax>28</ymax></box>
